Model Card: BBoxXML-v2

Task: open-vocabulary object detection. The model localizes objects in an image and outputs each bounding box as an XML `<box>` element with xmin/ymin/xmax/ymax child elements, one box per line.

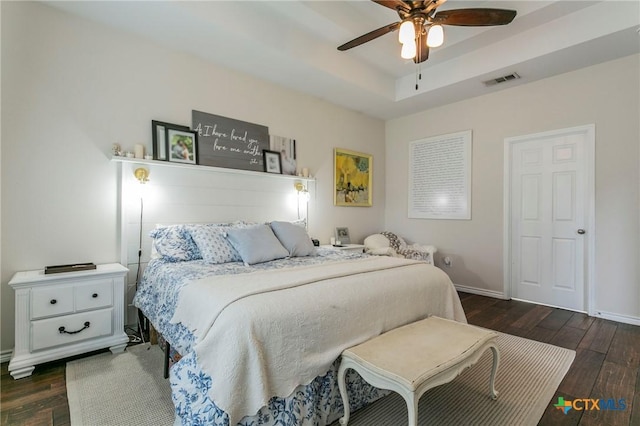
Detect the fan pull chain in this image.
<box><xmin>415</xmin><ymin>31</ymin><xmax>423</xmax><ymax>91</ymax></box>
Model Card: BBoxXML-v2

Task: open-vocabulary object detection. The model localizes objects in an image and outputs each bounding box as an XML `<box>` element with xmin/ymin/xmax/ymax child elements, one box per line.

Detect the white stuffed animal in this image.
<box><xmin>364</xmin><ymin>232</ymin><xmax>436</xmax><ymax>264</ymax></box>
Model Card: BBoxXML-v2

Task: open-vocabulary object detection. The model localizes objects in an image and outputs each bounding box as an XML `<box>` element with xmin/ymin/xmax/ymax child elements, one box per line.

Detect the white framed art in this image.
<box><xmin>408</xmin><ymin>130</ymin><xmax>472</xmax><ymax>220</ymax></box>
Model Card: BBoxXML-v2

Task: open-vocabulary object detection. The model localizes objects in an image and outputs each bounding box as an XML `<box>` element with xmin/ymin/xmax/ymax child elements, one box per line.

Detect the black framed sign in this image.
<box><xmin>192</xmin><ymin>110</ymin><xmax>269</xmax><ymax>171</ymax></box>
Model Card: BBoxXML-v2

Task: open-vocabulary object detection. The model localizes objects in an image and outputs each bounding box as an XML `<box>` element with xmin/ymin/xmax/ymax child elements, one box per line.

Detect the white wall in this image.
<box><xmin>385</xmin><ymin>54</ymin><xmax>640</xmax><ymax>322</ymax></box>
<box><xmin>0</xmin><ymin>2</ymin><xmax>385</xmax><ymax>353</ymax></box>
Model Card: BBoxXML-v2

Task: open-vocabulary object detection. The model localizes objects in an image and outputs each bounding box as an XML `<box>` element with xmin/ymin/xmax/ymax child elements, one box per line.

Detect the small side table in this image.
<box><xmin>321</xmin><ymin>244</ymin><xmax>366</xmax><ymax>253</ymax></box>
<box><xmin>8</xmin><ymin>263</ymin><xmax>129</xmax><ymax>379</ymax></box>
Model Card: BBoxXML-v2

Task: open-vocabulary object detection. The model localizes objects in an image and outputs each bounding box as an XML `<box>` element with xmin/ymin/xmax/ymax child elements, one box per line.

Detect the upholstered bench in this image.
<box><xmin>337</xmin><ymin>316</ymin><xmax>500</xmax><ymax>426</ymax></box>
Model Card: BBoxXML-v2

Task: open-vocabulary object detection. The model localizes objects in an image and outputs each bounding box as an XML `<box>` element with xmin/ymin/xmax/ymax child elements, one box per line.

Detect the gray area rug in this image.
<box><xmin>331</xmin><ymin>332</ymin><xmax>575</xmax><ymax>426</ymax></box>
<box><xmin>66</xmin><ymin>344</ymin><xmax>174</xmax><ymax>426</ymax></box>
<box><xmin>67</xmin><ymin>333</ymin><xmax>574</xmax><ymax>426</ymax></box>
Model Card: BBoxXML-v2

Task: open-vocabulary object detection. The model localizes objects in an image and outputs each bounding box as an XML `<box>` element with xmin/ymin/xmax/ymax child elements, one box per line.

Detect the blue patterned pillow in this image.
<box><xmin>188</xmin><ymin>224</ymin><xmax>243</xmax><ymax>264</ymax></box>
<box><xmin>149</xmin><ymin>225</ymin><xmax>201</xmax><ymax>262</ymax></box>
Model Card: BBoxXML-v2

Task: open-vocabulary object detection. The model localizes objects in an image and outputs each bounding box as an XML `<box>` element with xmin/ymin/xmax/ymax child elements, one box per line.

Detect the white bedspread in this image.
<box><xmin>171</xmin><ymin>256</ymin><xmax>466</xmax><ymax>425</ymax></box>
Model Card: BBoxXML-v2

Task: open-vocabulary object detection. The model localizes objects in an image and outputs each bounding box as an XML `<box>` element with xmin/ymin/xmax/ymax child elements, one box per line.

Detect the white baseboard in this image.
<box><xmin>593</xmin><ymin>310</ymin><xmax>640</xmax><ymax>326</ymax></box>
<box><xmin>1</xmin><ymin>349</ymin><xmax>13</xmax><ymax>364</ymax></box>
<box><xmin>454</xmin><ymin>284</ymin><xmax>508</xmax><ymax>300</ymax></box>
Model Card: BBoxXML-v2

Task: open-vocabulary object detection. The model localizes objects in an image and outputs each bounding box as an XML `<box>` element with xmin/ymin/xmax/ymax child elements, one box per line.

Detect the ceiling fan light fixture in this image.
<box><xmin>398</xmin><ymin>20</ymin><xmax>415</xmax><ymax>44</ymax></box>
<box><xmin>427</xmin><ymin>24</ymin><xmax>444</xmax><ymax>48</ymax></box>
<box><xmin>401</xmin><ymin>39</ymin><xmax>417</xmax><ymax>59</ymax></box>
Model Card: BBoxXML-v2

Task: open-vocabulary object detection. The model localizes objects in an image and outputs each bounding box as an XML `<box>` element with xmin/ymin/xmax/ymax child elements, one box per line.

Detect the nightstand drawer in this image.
<box><xmin>31</xmin><ymin>308</ymin><xmax>113</xmax><ymax>351</ymax></box>
<box><xmin>75</xmin><ymin>279</ymin><xmax>113</xmax><ymax>311</ymax></box>
<box><xmin>31</xmin><ymin>285</ymin><xmax>74</xmax><ymax>319</ymax></box>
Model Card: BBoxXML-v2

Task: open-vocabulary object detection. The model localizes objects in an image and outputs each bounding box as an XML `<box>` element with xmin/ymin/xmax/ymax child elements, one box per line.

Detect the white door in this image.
<box><xmin>506</xmin><ymin>125</ymin><xmax>594</xmax><ymax>312</ymax></box>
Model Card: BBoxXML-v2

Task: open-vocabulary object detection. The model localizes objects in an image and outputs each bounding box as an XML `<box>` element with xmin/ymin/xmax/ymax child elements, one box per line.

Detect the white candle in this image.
<box><xmin>134</xmin><ymin>144</ymin><xmax>145</xmax><ymax>159</ymax></box>
<box><xmin>302</xmin><ymin>168</ymin><xmax>309</xmax><ymax>177</ymax></box>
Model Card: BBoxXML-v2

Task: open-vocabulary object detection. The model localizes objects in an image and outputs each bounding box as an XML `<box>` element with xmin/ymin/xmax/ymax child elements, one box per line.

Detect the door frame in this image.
<box><xmin>503</xmin><ymin>124</ymin><xmax>596</xmax><ymax>314</ymax></box>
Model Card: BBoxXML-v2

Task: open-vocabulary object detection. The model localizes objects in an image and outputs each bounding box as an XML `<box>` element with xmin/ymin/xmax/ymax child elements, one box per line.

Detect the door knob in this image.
<box><xmin>577</xmin><ymin>229</ymin><xmax>586</xmax><ymax>234</ymax></box>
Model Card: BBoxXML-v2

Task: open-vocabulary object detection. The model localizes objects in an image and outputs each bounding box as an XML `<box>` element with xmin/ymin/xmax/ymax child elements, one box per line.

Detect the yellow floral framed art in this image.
<box><xmin>334</xmin><ymin>148</ymin><xmax>372</xmax><ymax>207</ymax></box>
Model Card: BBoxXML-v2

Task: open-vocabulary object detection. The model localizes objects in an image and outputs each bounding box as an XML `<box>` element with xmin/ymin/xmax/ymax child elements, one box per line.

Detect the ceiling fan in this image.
<box><xmin>338</xmin><ymin>0</ymin><xmax>517</xmax><ymax>64</ymax></box>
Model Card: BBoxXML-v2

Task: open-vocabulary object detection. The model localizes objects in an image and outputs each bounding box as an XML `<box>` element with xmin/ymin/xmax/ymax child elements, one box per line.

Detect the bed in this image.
<box><xmin>133</xmin><ymin>221</ymin><xmax>466</xmax><ymax>426</ymax></box>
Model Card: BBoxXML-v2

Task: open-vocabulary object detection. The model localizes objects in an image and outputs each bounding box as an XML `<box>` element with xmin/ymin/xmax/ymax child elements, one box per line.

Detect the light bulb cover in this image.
<box><xmin>401</xmin><ymin>39</ymin><xmax>417</xmax><ymax>59</ymax></box>
<box><xmin>398</xmin><ymin>20</ymin><xmax>415</xmax><ymax>44</ymax></box>
<box><xmin>427</xmin><ymin>25</ymin><xmax>444</xmax><ymax>48</ymax></box>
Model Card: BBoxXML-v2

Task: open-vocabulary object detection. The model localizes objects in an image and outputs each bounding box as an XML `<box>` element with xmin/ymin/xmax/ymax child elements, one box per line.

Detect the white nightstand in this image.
<box><xmin>8</xmin><ymin>263</ymin><xmax>129</xmax><ymax>379</ymax></box>
<box><xmin>321</xmin><ymin>244</ymin><xmax>366</xmax><ymax>253</ymax></box>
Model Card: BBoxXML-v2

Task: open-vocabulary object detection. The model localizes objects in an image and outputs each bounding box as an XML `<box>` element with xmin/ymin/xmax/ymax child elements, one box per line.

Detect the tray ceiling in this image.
<box><xmin>45</xmin><ymin>1</ymin><xmax>640</xmax><ymax>119</ymax></box>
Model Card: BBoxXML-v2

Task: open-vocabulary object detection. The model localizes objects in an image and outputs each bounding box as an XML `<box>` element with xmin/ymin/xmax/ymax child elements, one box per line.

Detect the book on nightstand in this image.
<box><xmin>44</xmin><ymin>262</ymin><xmax>97</xmax><ymax>274</ymax></box>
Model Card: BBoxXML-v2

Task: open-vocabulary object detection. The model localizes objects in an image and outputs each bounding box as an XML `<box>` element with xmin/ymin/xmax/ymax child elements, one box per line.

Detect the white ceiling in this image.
<box><xmin>45</xmin><ymin>1</ymin><xmax>640</xmax><ymax>120</ymax></box>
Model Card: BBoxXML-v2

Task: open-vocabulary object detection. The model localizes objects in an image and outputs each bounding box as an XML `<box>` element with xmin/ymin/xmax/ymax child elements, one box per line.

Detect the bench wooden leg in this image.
<box><xmin>401</xmin><ymin>392</ymin><xmax>420</xmax><ymax>426</ymax></box>
<box><xmin>338</xmin><ymin>362</ymin><xmax>350</xmax><ymax>425</ymax></box>
<box><xmin>489</xmin><ymin>344</ymin><xmax>500</xmax><ymax>400</ymax></box>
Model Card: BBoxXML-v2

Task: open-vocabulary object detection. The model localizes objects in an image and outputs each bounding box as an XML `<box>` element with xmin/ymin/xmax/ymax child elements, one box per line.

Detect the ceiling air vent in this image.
<box><xmin>483</xmin><ymin>72</ymin><xmax>521</xmax><ymax>87</ymax></box>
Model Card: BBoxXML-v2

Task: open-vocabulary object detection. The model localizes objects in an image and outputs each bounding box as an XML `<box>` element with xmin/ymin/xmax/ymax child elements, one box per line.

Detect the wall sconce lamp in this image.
<box><xmin>294</xmin><ymin>181</ymin><xmax>310</xmax><ymax>221</ymax></box>
<box><xmin>131</xmin><ymin>165</ymin><xmax>149</xmax><ymax>343</ymax></box>
<box><xmin>134</xmin><ymin>167</ymin><xmax>150</xmax><ymax>184</ymax></box>
<box><xmin>294</xmin><ymin>181</ymin><xmax>310</xmax><ymax>200</ymax></box>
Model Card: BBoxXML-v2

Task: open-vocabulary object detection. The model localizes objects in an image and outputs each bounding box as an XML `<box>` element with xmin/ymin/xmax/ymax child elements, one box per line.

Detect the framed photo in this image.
<box><xmin>263</xmin><ymin>150</ymin><xmax>282</xmax><ymax>174</ymax></box>
<box><xmin>270</xmin><ymin>135</ymin><xmax>297</xmax><ymax>175</ymax></box>
<box><xmin>167</xmin><ymin>127</ymin><xmax>198</xmax><ymax>164</ymax></box>
<box><xmin>334</xmin><ymin>148</ymin><xmax>372</xmax><ymax>207</ymax></box>
<box><xmin>335</xmin><ymin>227</ymin><xmax>351</xmax><ymax>245</ymax></box>
<box><xmin>151</xmin><ymin>120</ymin><xmax>189</xmax><ymax>161</ymax></box>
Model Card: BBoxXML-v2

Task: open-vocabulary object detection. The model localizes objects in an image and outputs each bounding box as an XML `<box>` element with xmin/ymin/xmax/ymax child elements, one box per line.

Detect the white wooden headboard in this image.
<box><xmin>116</xmin><ymin>158</ymin><xmax>315</xmax><ymax>324</ymax></box>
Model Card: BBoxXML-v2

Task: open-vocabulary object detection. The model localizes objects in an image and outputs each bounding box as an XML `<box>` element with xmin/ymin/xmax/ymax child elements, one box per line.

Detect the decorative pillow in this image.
<box><xmin>270</xmin><ymin>221</ymin><xmax>315</xmax><ymax>257</ymax></box>
<box><xmin>187</xmin><ymin>224</ymin><xmax>243</xmax><ymax>264</ymax></box>
<box><xmin>149</xmin><ymin>225</ymin><xmax>201</xmax><ymax>262</ymax></box>
<box><xmin>225</xmin><ymin>224</ymin><xmax>289</xmax><ymax>265</ymax></box>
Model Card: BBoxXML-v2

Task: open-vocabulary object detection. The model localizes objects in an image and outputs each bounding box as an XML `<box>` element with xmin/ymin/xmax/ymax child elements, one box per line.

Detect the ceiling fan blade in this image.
<box><xmin>413</xmin><ymin>34</ymin><xmax>429</xmax><ymax>64</ymax></box>
<box><xmin>338</xmin><ymin>22</ymin><xmax>400</xmax><ymax>51</ymax></box>
<box><xmin>433</xmin><ymin>8</ymin><xmax>517</xmax><ymax>26</ymax></box>
<box><xmin>371</xmin><ymin>0</ymin><xmax>411</xmax><ymax>14</ymax></box>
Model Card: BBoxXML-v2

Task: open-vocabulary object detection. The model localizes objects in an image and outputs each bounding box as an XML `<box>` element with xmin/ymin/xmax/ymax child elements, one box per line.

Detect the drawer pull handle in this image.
<box><xmin>58</xmin><ymin>322</ymin><xmax>90</xmax><ymax>335</ymax></box>
<box><xmin>50</xmin><ymin>299</ymin><xmax>57</xmax><ymax>305</ymax></box>
<box><xmin>92</xmin><ymin>293</ymin><xmax>98</xmax><ymax>298</ymax></box>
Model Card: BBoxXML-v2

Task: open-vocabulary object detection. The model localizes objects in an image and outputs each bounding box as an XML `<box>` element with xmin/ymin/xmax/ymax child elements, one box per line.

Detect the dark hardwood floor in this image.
<box><xmin>1</xmin><ymin>292</ymin><xmax>638</xmax><ymax>425</ymax></box>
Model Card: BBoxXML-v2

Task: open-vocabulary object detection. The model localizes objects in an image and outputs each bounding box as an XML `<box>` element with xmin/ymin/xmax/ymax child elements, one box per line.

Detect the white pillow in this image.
<box><xmin>225</xmin><ymin>224</ymin><xmax>289</xmax><ymax>265</ymax></box>
<box><xmin>270</xmin><ymin>221</ymin><xmax>316</xmax><ymax>257</ymax></box>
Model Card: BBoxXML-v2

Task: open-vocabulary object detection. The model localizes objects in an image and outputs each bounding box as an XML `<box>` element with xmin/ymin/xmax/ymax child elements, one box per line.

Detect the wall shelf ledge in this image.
<box><xmin>111</xmin><ymin>156</ymin><xmax>315</xmax><ymax>182</ymax></box>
